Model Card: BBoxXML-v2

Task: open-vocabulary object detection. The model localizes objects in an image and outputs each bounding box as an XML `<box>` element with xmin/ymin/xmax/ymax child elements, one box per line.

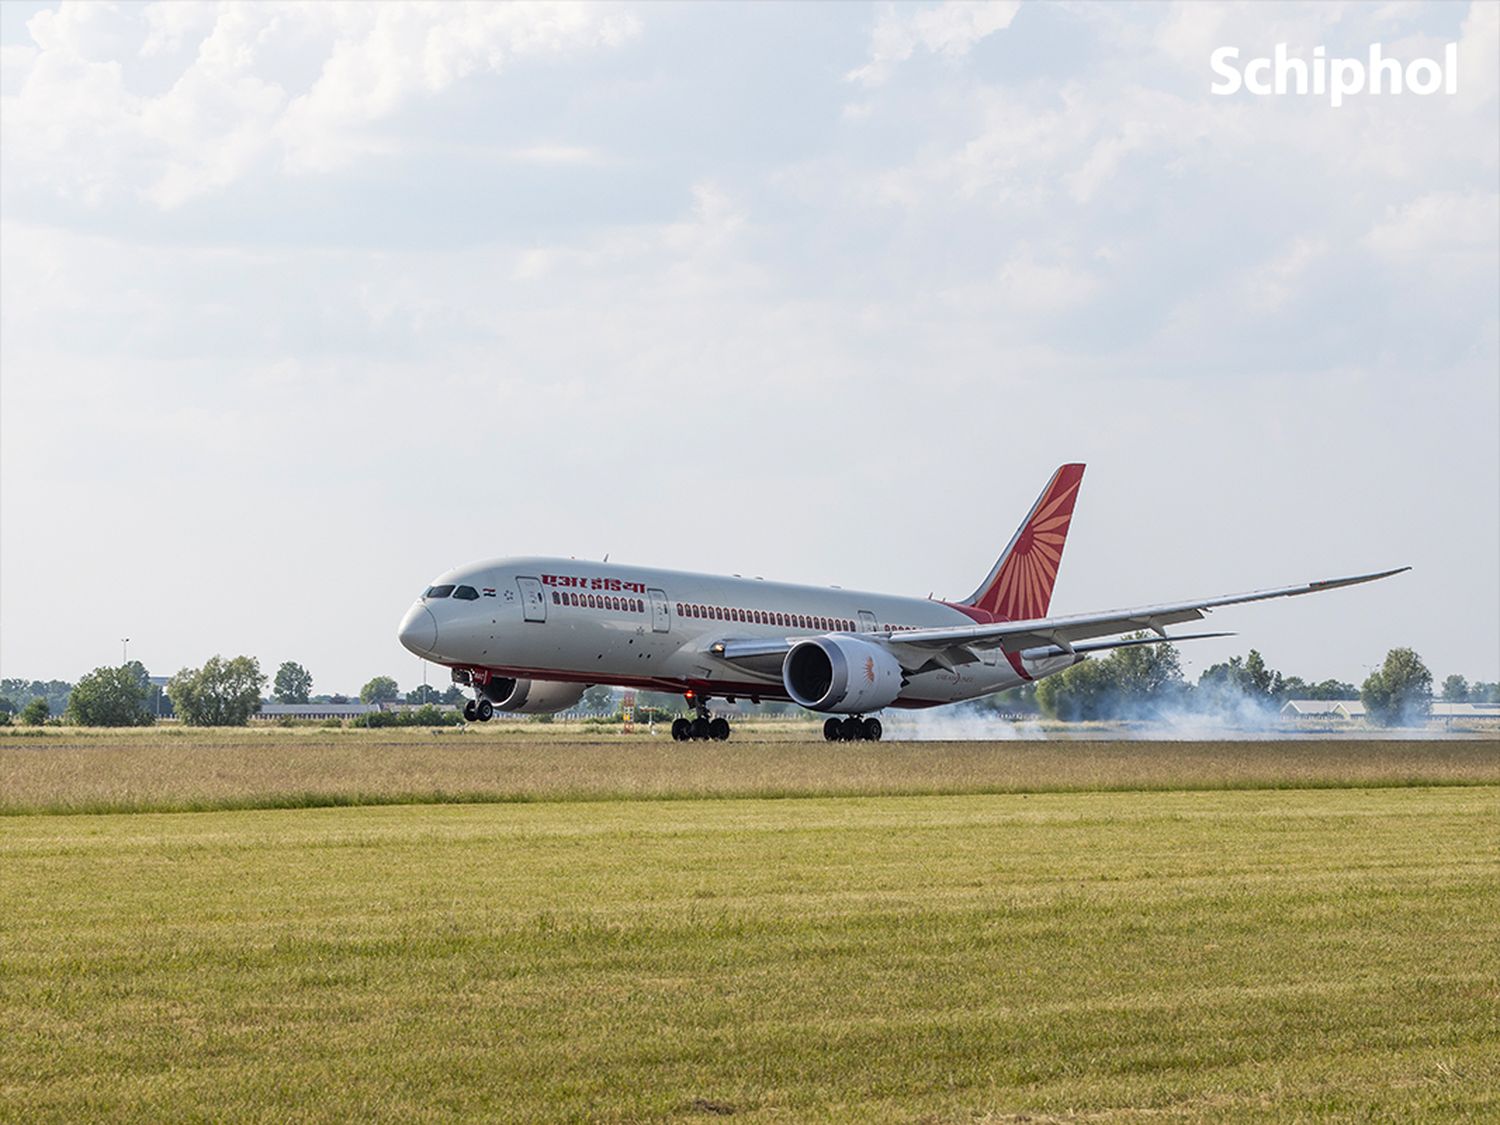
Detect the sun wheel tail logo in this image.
<box><xmin>863</xmin><ymin>656</ymin><xmax>876</xmax><ymax>684</ymax></box>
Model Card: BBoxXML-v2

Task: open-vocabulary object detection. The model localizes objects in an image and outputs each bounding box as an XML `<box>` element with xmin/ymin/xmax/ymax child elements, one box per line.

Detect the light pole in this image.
<box><xmin>121</xmin><ymin>638</ymin><xmax>130</xmax><ymax>665</ymax></box>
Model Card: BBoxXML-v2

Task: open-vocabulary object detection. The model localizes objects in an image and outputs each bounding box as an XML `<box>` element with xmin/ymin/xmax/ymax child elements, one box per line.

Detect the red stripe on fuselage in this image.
<box><xmin>440</xmin><ymin>663</ymin><xmax>954</xmax><ymax>709</ymax></box>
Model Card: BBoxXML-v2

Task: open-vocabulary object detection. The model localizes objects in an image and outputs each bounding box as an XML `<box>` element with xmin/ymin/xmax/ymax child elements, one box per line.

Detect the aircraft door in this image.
<box><xmin>517</xmin><ymin>577</ymin><xmax>547</xmax><ymax>623</ymax></box>
<box><xmin>648</xmin><ymin>588</ymin><xmax>670</xmax><ymax>633</ymax></box>
<box><xmin>858</xmin><ymin>610</ymin><xmax>878</xmax><ymax>633</ymax></box>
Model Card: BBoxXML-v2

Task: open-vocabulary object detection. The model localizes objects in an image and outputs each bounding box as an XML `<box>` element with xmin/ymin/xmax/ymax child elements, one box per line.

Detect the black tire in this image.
<box><xmin>463</xmin><ymin>700</ymin><xmax>478</xmax><ymax>722</ymax></box>
<box><xmin>824</xmin><ymin>718</ymin><xmax>841</xmax><ymax>742</ymax></box>
<box><xmin>862</xmin><ymin>717</ymin><xmax>882</xmax><ymax>742</ymax></box>
<box><xmin>477</xmin><ymin>698</ymin><xmax>494</xmax><ymax>722</ymax></box>
<box><xmin>691</xmin><ymin>717</ymin><xmax>711</xmax><ymax>741</ymax></box>
<box><xmin>709</xmin><ymin>717</ymin><xmax>730</xmax><ymax>741</ymax></box>
<box><xmin>671</xmin><ymin>717</ymin><xmax>691</xmax><ymax>742</ymax></box>
<box><xmin>841</xmin><ymin>717</ymin><xmax>862</xmax><ymax>742</ymax></box>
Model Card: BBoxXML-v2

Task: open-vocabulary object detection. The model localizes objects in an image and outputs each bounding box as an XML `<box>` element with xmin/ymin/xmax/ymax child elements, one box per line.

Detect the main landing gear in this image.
<box><xmin>463</xmin><ymin>697</ymin><xmax>494</xmax><ymax>722</ymax></box>
<box><xmin>672</xmin><ymin>694</ymin><xmax>731</xmax><ymax>741</ymax></box>
<box><xmin>824</xmin><ymin>716</ymin><xmax>882</xmax><ymax>742</ymax></box>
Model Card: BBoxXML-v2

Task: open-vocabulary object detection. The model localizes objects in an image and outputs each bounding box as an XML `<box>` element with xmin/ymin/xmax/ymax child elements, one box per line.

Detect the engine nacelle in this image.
<box><xmin>782</xmin><ymin>636</ymin><xmax>903</xmax><ymax>714</ymax></box>
<box><xmin>479</xmin><ymin>677</ymin><xmax>587</xmax><ymax>714</ymax></box>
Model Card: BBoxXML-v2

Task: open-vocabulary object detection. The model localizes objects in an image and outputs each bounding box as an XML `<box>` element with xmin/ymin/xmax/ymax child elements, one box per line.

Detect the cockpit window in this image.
<box><xmin>452</xmin><ymin>585</ymin><xmax>480</xmax><ymax>601</ymax></box>
<box><xmin>425</xmin><ymin>585</ymin><xmax>455</xmax><ymax>599</ymax></box>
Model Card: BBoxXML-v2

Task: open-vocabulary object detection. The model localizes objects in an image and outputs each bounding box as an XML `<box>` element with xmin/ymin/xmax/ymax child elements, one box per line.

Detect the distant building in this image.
<box><xmin>1280</xmin><ymin>700</ymin><xmax>1348</xmax><ymax>718</ymax></box>
<box><xmin>1431</xmin><ymin>702</ymin><xmax>1500</xmax><ymax>719</ymax></box>
<box><xmin>1281</xmin><ymin>699</ymin><xmax>1498</xmax><ymax>722</ymax></box>
<box><xmin>254</xmin><ymin>702</ymin><xmax>374</xmax><ymax>721</ymax></box>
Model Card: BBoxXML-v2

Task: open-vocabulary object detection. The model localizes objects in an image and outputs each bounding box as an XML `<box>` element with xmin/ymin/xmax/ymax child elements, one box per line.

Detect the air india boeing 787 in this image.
<box><xmin>396</xmin><ymin>464</ymin><xmax>1406</xmax><ymax>741</ymax></box>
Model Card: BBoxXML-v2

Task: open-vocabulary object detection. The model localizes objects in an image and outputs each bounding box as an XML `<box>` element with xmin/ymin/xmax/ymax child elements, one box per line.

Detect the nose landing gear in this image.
<box><xmin>824</xmin><ymin>715</ymin><xmax>882</xmax><ymax>742</ymax></box>
<box><xmin>671</xmin><ymin>694</ymin><xmax>731</xmax><ymax>741</ymax></box>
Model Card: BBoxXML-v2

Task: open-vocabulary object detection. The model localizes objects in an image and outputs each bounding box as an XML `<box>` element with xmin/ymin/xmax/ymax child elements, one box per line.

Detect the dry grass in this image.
<box><xmin>2</xmin><ymin>724</ymin><xmax>1496</xmax><ymax>815</ymax></box>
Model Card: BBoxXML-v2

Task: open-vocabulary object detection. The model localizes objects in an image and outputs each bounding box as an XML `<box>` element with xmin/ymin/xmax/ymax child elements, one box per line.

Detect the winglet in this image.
<box><xmin>1303</xmin><ymin>566</ymin><xmax>1411</xmax><ymax>593</ymax></box>
<box><xmin>964</xmin><ymin>464</ymin><xmax>1086</xmax><ymax>620</ymax></box>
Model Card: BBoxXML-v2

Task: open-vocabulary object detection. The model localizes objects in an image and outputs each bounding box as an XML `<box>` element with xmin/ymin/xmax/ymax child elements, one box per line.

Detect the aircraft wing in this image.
<box><xmin>709</xmin><ymin>567</ymin><xmax>1406</xmax><ymax>670</ymax></box>
<box><xmin>879</xmin><ymin>567</ymin><xmax>1409</xmax><ymax>654</ymax></box>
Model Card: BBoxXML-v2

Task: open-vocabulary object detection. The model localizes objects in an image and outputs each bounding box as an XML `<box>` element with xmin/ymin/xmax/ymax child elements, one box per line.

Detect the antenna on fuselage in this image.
<box><xmin>603</xmin><ymin>553</ymin><xmax>609</xmax><ymax>562</ymax></box>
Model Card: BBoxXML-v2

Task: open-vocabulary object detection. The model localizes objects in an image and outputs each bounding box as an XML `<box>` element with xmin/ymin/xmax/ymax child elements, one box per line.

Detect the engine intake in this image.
<box><xmin>782</xmin><ymin>636</ymin><xmax>903</xmax><ymax>714</ymax></box>
<box><xmin>479</xmin><ymin>677</ymin><xmax>586</xmax><ymax>714</ymax></box>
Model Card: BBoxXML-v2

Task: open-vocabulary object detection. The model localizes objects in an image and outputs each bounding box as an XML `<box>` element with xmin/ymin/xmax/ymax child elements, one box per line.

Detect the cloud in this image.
<box><xmin>1</xmin><ymin>1</ymin><xmax>1495</xmax><ymax>690</ymax></box>
<box><xmin>1</xmin><ymin>0</ymin><xmax>641</xmax><ymax>208</ymax></box>
<box><xmin>1361</xmin><ymin>190</ymin><xmax>1500</xmax><ymax>263</ymax></box>
<box><xmin>847</xmin><ymin>0</ymin><xmax>1020</xmax><ymax>86</ymax></box>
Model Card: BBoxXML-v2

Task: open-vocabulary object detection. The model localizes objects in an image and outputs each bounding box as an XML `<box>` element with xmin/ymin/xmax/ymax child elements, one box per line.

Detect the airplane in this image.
<box><xmin>396</xmin><ymin>464</ymin><xmax>1406</xmax><ymax>742</ymax></box>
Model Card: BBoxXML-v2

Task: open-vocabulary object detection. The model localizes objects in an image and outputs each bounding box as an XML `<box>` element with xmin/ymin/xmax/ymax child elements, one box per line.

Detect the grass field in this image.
<box><xmin>2</xmin><ymin>726</ymin><xmax>1497</xmax><ymax>814</ymax></box>
<box><xmin>3</xmin><ymin>732</ymin><xmax>1497</xmax><ymax>1121</ymax></box>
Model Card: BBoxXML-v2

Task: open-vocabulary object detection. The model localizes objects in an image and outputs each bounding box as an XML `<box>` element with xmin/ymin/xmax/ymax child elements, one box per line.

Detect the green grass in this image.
<box><xmin>4</xmin><ymin>787</ymin><xmax>1497</xmax><ymax>1121</ymax></box>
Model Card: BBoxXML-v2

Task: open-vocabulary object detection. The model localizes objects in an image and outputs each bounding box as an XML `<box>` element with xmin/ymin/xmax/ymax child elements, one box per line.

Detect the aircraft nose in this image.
<box><xmin>398</xmin><ymin>604</ymin><xmax>438</xmax><ymax>656</ymax></box>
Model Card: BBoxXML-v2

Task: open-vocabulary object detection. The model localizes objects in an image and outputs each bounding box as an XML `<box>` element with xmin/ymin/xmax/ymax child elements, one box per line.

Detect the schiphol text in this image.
<box><xmin>1211</xmin><ymin>43</ymin><xmax>1458</xmax><ymax>108</ymax></box>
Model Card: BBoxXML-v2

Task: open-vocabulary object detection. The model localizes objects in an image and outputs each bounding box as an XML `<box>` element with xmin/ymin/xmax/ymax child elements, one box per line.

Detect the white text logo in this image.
<box><xmin>1210</xmin><ymin>44</ymin><xmax>1457</xmax><ymax>108</ymax></box>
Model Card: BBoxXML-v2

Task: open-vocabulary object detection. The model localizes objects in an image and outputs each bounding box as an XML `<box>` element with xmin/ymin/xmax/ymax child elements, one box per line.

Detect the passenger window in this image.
<box><xmin>453</xmin><ymin>585</ymin><xmax>479</xmax><ymax>600</ymax></box>
<box><xmin>425</xmin><ymin>585</ymin><xmax>455</xmax><ymax>599</ymax></box>
<box><xmin>552</xmin><ymin>592</ymin><xmax>560</xmax><ymax>605</ymax></box>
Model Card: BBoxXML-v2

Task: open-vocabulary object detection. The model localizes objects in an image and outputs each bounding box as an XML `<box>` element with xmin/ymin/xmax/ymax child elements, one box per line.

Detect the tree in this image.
<box><xmin>168</xmin><ymin>656</ymin><xmax>266</xmax><ymax>726</ymax></box>
<box><xmin>65</xmin><ymin>665</ymin><xmax>154</xmax><ymax>726</ymax></box>
<box><xmin>582</xmin><ymin>685</ymin><xmax>617</xmax><ymax>713</ymax></box>
<box><xmin>274</xmin><ymin>661</ymin><xmax>314</xmax><ymax>704</ymax></box>
<box><xmin>21</xmin><ymin>697</ymin><xmax>50</xmax><ymax>725</ymax></box>
<box><xmin>1036</xmin><ymin>640</ymin><xmax>1187</xmax><ymax>721</ymax></box>
<box><xmin>1198</xmin><ymin>648</ymin><xmax>1285</xmax><ymax>711</ymax></box>
<box><xmin>1</xmin><ymin>678</ymin><xmax>73</xmax><ymax>718</ymax></box>
<box><xmin>1361</xmin><ymin>647</ymin><xmax>1432</xmax><ymax>727</ymax></box>
<box><xmin>406</xmin><ymin>684</ymin><xmax>443</xmax><ymax>705</ymax></box>
<box><xmin>1036</xmin><ymin>658</ymin><xmax>1117</xmax><ymax>721</ymax></box>
<box><xmin>1109</xmin><ymin>638</ymin><xmax>1187</xmax><ymax>711</ymax></box>
<box><xmin>1441</xmin><ymin>674</ymin><xmax>1469</xmax><ymax>703</ymax></box>
<box><xmin>360</xmin><ymin>676</ymin><xmax>400</xmax><ymax>704</ymax></box>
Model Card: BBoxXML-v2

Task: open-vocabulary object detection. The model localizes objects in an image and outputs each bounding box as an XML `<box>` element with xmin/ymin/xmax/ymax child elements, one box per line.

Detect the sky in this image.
<box><xmin>1</xmin><ymin>0</ymin><xmax>1497</xmax><ymax>696</ymax></box>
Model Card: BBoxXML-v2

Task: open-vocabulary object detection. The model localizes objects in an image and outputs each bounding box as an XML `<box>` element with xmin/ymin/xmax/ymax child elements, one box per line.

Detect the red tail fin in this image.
<box><xmin>964</xmin><ymin>463</ymin><xmax>1085</xmax><ymax>620</ymax></box>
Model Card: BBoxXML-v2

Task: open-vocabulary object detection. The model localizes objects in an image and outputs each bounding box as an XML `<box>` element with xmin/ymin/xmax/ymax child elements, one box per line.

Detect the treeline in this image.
<box><xmin>4</xmin><ymin>647</ymin><xmax>1496</xmax><ymax>728</ymax></box>
<box><xmin>1029</xmin><ymin>640</ymin><xmax>1493</xmax><ymax>726</ymax></box>
<box><xmin>0</xmin><ymin>659</ymin><xmax>472</xmax><ymax>728</ymax></box>
<box><xmin>1</xmin><ymin>657</ymin><xmax>267</xmax><ymax>727</ymax></box>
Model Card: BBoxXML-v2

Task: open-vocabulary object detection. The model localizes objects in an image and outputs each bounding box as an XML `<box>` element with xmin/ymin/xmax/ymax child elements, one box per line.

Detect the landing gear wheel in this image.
<box><xmin>691</xmin><ymin>717</ymin><xmax>711</xmax><ymax>741</ymax></box>
<box><xmin>463</xmin><ymin>700</ymin><xmax>478</xmax><ymax>722</ymax></box>
<box><xmin>824</xmin><ymin>718</ymin><xmax>842</xmax><ymax>742</ymax></box>
<box><xmin>671</xmin><ymin>717</ymin><xmax>691</xmax><ymax>742</ymax></box>
<box><xmin>861</xmin><ymin>717</ymin><xmax>882</xmax><ymax>742</ymax></box>
<box><xmin>709</xmin><ymin>717</ymin><xmax>731</xmax><ymax>741</ymax></box>
<box><xmin>476</xmin><ymin>698</ymin><xmax>494</xmax><ymax>722</ymax></box>
<box><xmin>841</xmin><ymin>716</ymin><xmax>863</xmax><ymax>742</ymax></box>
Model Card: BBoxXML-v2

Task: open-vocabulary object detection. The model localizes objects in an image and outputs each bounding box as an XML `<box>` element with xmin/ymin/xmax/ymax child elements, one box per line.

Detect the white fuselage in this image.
<box><xmin>397</xmin><ymin>556</ymin><xmax>1037</xmax><ymax>708</ymax></box>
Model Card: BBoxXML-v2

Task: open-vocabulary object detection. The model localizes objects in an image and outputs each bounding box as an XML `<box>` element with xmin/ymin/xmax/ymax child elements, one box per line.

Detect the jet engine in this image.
<box><xmin>479</xmin><ymin>677</ymin><xmax>587</xmax><ymax>714</ymax></box>
<box><xmin>782</xmin><ymin>636</ymin><xmax>903</xmax><ymax>713</ymax></box>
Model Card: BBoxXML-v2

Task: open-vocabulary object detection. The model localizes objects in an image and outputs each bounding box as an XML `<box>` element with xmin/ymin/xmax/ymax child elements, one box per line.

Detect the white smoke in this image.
<box><xmin>881</xmin><ymin>706</ymin><xmax>1047</xmax><ymax>741</ymax></box>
